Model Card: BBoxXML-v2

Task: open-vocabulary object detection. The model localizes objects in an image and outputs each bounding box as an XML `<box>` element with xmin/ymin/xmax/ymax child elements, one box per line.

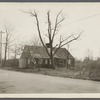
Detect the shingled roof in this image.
<box><xmin>20</xmin><ymin>45</ymin><xmax>74</xmax><ymax>59</ymax></box>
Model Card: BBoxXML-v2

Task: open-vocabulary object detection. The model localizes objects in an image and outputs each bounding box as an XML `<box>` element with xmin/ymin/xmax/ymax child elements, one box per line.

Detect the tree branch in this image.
<box><xmin>60</xmin><ymin>33</ymin><xmax>75</xmax><ymax>44</ymax></box>
<box><xmin>53</xmin><ymin>32</ymin><xmax>82</xmax><ymax>56</ymax></box>
<box><xmin>47</xmin><ymin>11</ymin><xmax>52</xmax><ymax>45</ymax></box>
<box><xmin>51</xmin><ymin>11</ymin><xmax>65</xmax><ymax>43</ymax></box>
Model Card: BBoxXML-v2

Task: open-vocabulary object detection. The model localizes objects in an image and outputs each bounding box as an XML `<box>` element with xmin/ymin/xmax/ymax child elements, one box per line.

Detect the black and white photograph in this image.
<box><xmin>0</xmin><ymin>2</ymin><xmax>100</xmax><ymax>97</ymax></box>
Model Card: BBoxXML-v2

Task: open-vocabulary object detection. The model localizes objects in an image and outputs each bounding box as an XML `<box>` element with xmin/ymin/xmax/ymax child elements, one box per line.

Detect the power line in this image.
<box><xmin>65</xmin><ymin>12</ymin><xmax>100</xmax><ymax>25</ymax></box>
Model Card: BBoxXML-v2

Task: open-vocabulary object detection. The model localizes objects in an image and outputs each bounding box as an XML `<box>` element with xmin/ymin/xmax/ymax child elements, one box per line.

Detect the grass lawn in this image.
<box><xmin>0</xmin><ymin>66</ymin><xmax>87</xmax><ymax>80</ymax></box>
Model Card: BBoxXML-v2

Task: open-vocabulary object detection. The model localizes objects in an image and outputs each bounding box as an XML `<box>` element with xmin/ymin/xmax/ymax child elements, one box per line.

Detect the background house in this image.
<box><xmin>19</xmin><ymin>45</ymin><xmax>75</xmax><ymax>69</ymax></box>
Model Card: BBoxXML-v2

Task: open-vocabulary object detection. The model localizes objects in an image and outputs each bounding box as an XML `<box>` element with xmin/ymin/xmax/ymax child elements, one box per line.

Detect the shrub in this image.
<box><xmin>3</xmin><ymin>59</ymin><xmax>19</xmax><ymax>67</ymax></box>
<box><xmin>75</xmin><ymin>58</ymin><xmax>100</xmax><ymax>80</ymax></box>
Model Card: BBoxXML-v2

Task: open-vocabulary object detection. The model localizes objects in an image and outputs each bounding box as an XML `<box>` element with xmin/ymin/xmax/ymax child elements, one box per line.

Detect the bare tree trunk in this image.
<box><xmin>8</xmin><ymin>47</ymin><xmax>9</xmax><ymax>60</ymax></box>
<box><xmin>4</xmin><ymin>44</ymin><xmax>7</xmax><ymax>67</ymax></box>
<box><xmin>66</xmin><ymin>54</ymin><xmax>69</xmax><ymax>69</ymax></box>
<box><xmin>4</xmin><ymin>33</ymin><xmax>8</xmax><ymax>67</ymax></box>
<box><xmin>65</xmin><ymin>44</ymin><xmax>70</xmax><ymax>70</ymax></box>
<box><xmin>50</xmin><ymin>44</ymin><xmax>57</xmax><ymax>69</ymax></box>
<box><xmin>50</xmin><ymin>56</ymin><xmax>55</xmax><ymax>69</ymax></box>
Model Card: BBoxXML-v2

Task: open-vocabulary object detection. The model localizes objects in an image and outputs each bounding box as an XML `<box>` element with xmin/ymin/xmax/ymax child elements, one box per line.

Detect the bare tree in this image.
<box><xmin>3</xmin><ymin>22</ymin><xmax>15</xmax><ymax>67</ymax></box>
<box><xmin>29</xmin><ymin>36</ymin><xmax>42</xmax><ymax>46</ymax></box>
<box><xmin>10</xmin><ymin>44</ymin><xmax>24</xmax><ymax>62</ymax></box>
<box><xmin>23</xmin><ymin>10</ymin><xmax>82</xmax><ymax>69</ymax></box>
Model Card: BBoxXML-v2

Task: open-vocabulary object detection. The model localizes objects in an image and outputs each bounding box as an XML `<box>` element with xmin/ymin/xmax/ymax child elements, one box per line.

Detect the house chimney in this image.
<box><xmin>46</xmin><ymin>43</ymin><xmax>51</xmax><ymax>48</ymax></box>
<box><xmin>46</xmin><ymin>43</ymin><xmax>51</xmax><ymax>54</ymax></box>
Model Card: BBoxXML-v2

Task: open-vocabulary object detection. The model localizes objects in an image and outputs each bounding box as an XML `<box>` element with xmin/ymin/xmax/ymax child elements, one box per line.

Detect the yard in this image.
<box><xmin>1</xmin><ymin>64</ymin><xmax>100</xmax><ymax>81</ymax></box>
<box><xmin>0</xmin><ymin>66</ymin><xmax>85</xmax><ymax>80</ymax></box>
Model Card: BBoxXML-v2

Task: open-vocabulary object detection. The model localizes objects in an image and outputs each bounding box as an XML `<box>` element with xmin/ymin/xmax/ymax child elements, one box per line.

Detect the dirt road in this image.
<box><xmin>0</xmin><ymin>69</ymin><xmax>100</xmax><ymax>93</ymax></box>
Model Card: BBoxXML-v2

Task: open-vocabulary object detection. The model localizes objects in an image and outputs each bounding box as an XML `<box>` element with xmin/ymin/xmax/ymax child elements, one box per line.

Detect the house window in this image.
<box><xmin>49</xmin><ymin>59</ymin><xmax>51</xmax><ymax>64</ymax></box>
<box><xmin>59</xmin><ymin>59</ymin><xmax>64</xmax><ymax>65</ymax></box>
<box><xmin>28</xmin><ymin>59</ymin><xmax>30</xmax><ymax>64</ymax></box>
<box><xmin>45</xmin><ymin>59</ymin><xmax>48</xmax><ymax>64</ymax></box>
<box><xmin>38</xmin><ymin>59</ymin><xmax>43</xmax><ymax>64</ymax></box>
<box><xmin>68</xmin><ymin>59</ymin><xmax>71</xmax><ymax>64</ymax></box>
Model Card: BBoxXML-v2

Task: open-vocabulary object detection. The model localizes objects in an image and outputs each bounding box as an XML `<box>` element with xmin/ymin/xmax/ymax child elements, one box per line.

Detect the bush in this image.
<box><xmin>75</xmin><ymin>58</ymin><xmax>100</xmax><ymax>80</ymax></box>
<box><xmin>2</xmin><ymin>59</ymin><xmax>19</xmax><ymax>67</ymax></box>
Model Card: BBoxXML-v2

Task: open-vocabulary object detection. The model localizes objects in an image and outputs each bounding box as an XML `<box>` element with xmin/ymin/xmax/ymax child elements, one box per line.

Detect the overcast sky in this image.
<box><xmin>0</xmin><ymin>3</ymin><xmax>100</xmax><ymax>60</ymax></box>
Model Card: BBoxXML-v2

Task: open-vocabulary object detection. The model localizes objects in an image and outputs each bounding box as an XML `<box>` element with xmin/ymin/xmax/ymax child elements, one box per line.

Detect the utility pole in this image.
<box><xmin>0</xmin><ymin>31</ymin><xmax>5</xmax><ymax>67</ymax></box>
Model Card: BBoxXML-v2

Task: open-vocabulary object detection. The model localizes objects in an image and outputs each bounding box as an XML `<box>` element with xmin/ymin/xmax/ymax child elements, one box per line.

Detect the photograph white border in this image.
<box><xmin>0</xmin><ymin>2</ymin><xmax>100</xmax><ymax>98</ymax></box>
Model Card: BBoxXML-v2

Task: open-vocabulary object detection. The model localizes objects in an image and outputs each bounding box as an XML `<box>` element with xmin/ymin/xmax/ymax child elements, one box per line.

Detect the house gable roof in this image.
<box><xmin>20</xmin><ymin>45</ymin><xmax>74</xmax><ymax>59</ymax></box>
